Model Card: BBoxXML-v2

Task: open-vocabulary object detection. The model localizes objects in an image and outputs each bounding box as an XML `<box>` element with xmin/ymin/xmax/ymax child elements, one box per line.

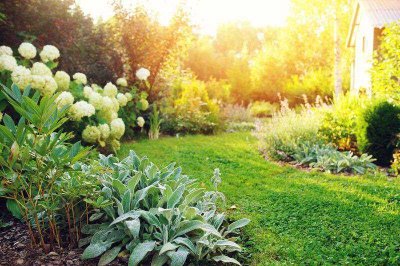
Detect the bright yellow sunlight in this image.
<box><xmin>77</xmin><ymin>0</ymin><xmax>291</xmax><ymax>34</ymax></box>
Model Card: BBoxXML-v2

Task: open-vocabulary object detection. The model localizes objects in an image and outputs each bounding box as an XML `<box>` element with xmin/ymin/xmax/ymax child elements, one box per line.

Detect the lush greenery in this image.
<box><xmin>120</xmin><ymin>132</ymin><xmax>400</xmax><ymax>265</ymax></box>
<box><xmin>79</xmin><ymin>151</ymin><xmax>249</xmax><ymax>265</ymax></box>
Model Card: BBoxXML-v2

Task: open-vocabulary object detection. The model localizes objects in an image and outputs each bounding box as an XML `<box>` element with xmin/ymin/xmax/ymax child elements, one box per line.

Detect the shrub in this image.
<box><xmin>162</xmin><ymin>79</ymin><xmax>221</xmax><ymax>135</ymax></box>
<box><xmin>0</xmin><ymin>84</ymin><xmax>96</xmax><ymax>249</ymax></box>
<box><xmin>249</xmin><ymin>101</ymin><xmax>278</xmax><ymax>118</ymax></box>
<box><xmin>80</xmin><ymin>151</ymin><xmax>250</xmax><ymax>265</ymax></box>
<box><xmin>319</xmin><ymin>94</ymin><xmax>366</xmax><ymax>151</ymax></box>
<box><xmin>356</xmin><ymin>100</ymin><xmax>400</xmax><ymax>166</ymax></box>
<box><xmin>293</xmin><ymin>142</ymin><xmax>376</xmax><ymax>174</ymax></box>
<box><xmin>221</xmin><ymin>104</ymin><xmax>253</xmax><ymax>123</ymax></box>
<box><xmin>0</xmin><ymin>42</ymin><xmax>150</xmax><ymax>152</ymax></box>
<box><xmin>255</xmin><ymin>101</ymin><xmax>323</xmax><ymax>161</ymax></box>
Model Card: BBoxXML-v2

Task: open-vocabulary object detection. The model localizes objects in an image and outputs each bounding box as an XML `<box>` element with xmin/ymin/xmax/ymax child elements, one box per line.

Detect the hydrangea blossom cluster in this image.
<box><xmin>0</xmin><ymin>42</ymin><xmax>152</xmax><ymax>152</ymax></box>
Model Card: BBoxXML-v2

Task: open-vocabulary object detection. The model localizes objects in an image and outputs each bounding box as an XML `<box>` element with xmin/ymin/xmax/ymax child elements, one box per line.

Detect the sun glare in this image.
<box><xmin>76</xmin><ymin>0</ymin><xmax>291</xmax><ymax>35</ymax></box>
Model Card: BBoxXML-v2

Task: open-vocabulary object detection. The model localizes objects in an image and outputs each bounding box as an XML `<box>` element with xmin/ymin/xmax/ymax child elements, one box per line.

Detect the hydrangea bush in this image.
<box><xmin>0</xmin><ymin>42</ymin><xmax>150</xmax><ymax>152</ymax></box>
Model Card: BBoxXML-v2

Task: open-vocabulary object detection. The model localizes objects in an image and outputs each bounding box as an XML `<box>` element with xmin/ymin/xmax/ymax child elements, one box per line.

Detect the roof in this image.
<box><xmin>362</xmin><ymin>0</ymin><xmax>400</xmax><ymax>28</ymax></box>
<box><xmin>346</xmin><ymin>0</ymin><xmax>400</xmax><ymax>47</ymax></box>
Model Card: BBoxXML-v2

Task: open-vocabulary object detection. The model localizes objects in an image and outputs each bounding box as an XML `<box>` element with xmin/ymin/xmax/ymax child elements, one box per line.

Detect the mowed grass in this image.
<box><xmin>120</xmin><ymin>132</ymin><xmax>400</xmax><ymax>265</ymax></box>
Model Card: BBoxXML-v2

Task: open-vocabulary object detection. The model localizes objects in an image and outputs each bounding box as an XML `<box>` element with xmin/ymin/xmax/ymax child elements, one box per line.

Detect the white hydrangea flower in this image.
<box><xmin>125</xmin><ymin>92</ymin><xmax>133</xmax><ymax>101</ymax></box>
<box><xmin>136</xmin><ymin>68</ymin><xmax>150</xmax><ymax>81</ymax></box>
<box><xmin>55</xmin><ymin>91</ymin><xmax>74</xmax><ymax>109</ymax></box>
<box><xmin>54</xmin><ymin>71</ymin><xmax>70</xmax><ymax>91</ymax></box>
<box><xmin>88</xmin><ymin>92</ymin><xmax>103</xmax><ymax>110</ymax></box>
<box><xmin>91</xmin><ymin>83</ymin><xmax>102</xmax><ymax>92</ymax></box>
<box><xmin>101</xmin><ymin>96</ymin><xmax>114</xmax><ymax>111</ymax></box>
<box><xmin>83</xmin><ymin>86</ymin><xmax>94</xmax><ymax>99</ymax></box>
<box><xmin>98</xmin><ymin>123</ymin><xmax>110</xmax><ymax>139</ymax></box>
<box><xmin>42</xmin><ymin>76</ymin><xmax>58</xmax><ymax>96</ymax></box>
<box><xmin>116</xmin><ymin>93</ymin><xmax>128</xmax><ymax>107</ymax></box>
<box><xmin>69</xmin><ymin>100</ymin><xmax>95</xmax><ymax>121</ymax></box>
<box><xmin>82</xmin><ymin>125</ymin><xmax>101</xmax><ymax>144</ymax></box>
<box><xmin>110</xmin><ymin>118</ymin><xmax>125</xmax><ymax>139</ymax></box>
<box><xmin>98</xmin><ymin>110</ymin><xmax>118</xmax><ymax>124</ymax></box>
<box><xmin>31</xmin><ymin>75</ymin><xmax>45</xmax><ymax>90</ymax></box>
<box><xmin>11</xmin><ymin>66</ymin><xmax>31</xmax><ymax>90</ymax></box>
<box><xmin>109</xmin><ymin>139</ymin><xmax>121</xmax><ymax>151</ymax></box>
<box><xmin>103</xmin><ymin>82</ymin><xmax>118</xmax><ymax>97</ymax></box>
<box><xmin>0</xmin><ymin>46</ymin><xmax>13</xmax><ymax>56</ymax></box>
<box><xmin>18</xmin><ymin>42</ymin><xmax>37</xmax><ymax>59</ymax></box>
<box><xmin>0</xmin><ymin>55</ymin><xmax>17</xmax><ymax>71</ymax></box>
<box><xmin>137</xmin><ymin>116</ymin><xmax>145</xmax><ymax>127</ymax></box>
<box><xmin>116</xmin><ymin>77</ymin><xmax>128</xmax><ymax>87</ymax></box>
<box><xmin>31</xmin><ymin>62</ymin><xmax>52</xmax><ymax>77</ymax></box>
<box><xmin>139</xmin><ymin>98</ymin><xmax>149</xmax><ymax>111</ymax></box>
<box><xmin>73</xmin><ymin>73</ymin><xmax>87</xmax><ymax>85</ymax></box>
<box><xmin>111</xmin><ymin>97</ymin><xmax>120</xmax><ymax>112</ymax></box>
<box><xmin>39</xmin><ymin>45</ymin><xmax>60</xmax><ymax>62</ymax></box>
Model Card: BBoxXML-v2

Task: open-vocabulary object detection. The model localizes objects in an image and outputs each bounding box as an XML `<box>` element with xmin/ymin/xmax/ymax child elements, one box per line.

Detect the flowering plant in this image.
<box><xmin>0</xmin><ymin>42</ymin><xmax>151</xmax><ymax>152</ymax></box>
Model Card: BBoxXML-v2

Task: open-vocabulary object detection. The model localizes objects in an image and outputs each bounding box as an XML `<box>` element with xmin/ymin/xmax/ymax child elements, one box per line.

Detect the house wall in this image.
<box><xmin>351</xmin><ymin>8</ymin><xmax>375</xmax><ymax>96</ymax></box>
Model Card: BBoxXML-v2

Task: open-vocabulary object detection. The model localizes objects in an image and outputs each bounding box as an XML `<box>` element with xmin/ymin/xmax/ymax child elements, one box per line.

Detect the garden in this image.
<box><xmin>1</xmin><ymin>0</ymin><xmax>400</xmax><ymax>265</ymax></box>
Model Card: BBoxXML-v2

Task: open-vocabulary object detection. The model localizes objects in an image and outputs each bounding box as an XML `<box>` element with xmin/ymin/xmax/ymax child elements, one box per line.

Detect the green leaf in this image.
<box><xmin>98</xmin><ymin>245</ymin><xmax>122</xmax><ymax>266</ymax></box>
<box><xmin>128</xmin><ymin>241</ymin><xmax>156</xmax><ymax>266</ymax></box>
<box><xmin>6</xmin><ymin>199</ymin><xmax>22</xmax><ymax>220</ymax></box>
<box><xmin>212</xmin><ymin>255</ymin><xmax>241</xmax><ymax>265</ymax></box>
<box><xmin>112</xmin><ymin>179</ymin><xmax>127</xmax><ymax>196</ymax></box>
<box><xmin>81</xmin><ymin>243</ymin><xmax>108</xmax><ymax>260</ymax></box>
<box><xmin>167</xmin><ymin>247</ymin><xmax>189</xmax><ymax>266</ymax></box>
<box><xmin>125</xmin><ymin>219</ymin><xmax>140</xmax><ymax>238</ymax></box>
<box><xmin>214</xmin><ymin>240</ymin><xmax>242</xmax><ymax>252</ymax></box>
<box><xmin>172</xmin><ymin>237</ymin><xmax>196</xmax><ymax>254</ymax></box>
<box><xmin>110</xmin><ymin>211</ymin><xmax>140</xmax><ymax>226</ymax></box>
<box><xmin>151</xmin><ymin>254</ymin><xmax>169</xmax><ymax>266</ymax></box>
<box><xmin>127</xmin><ymin>172</ymin><xmax>141</xmax><ymax>193</ymax></box>
<box><xmin>159</xmin><ymin>242</ymin><xmax>178</xmax><ymax>255</ymax></box>
<box><xmin>227</xmin><ymin>218</ymin><xmax>250</xmax><ymax>233</ymax></box>
<box><xmin>167</xmin><ymin>185</ymin><xmax>185</xmax><ymax>209</ymax></box>
<box><xmin>175</xmin><ymin>220</ymin><xmax>205</xmax><ymax>237</ymax></box>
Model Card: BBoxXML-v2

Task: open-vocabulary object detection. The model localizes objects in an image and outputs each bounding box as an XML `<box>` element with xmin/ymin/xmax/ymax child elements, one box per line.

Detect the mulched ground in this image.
<box><xmin>0</xmin><ymin>219</ymin><xmax>126</xmax><ymax>266</ymax></box>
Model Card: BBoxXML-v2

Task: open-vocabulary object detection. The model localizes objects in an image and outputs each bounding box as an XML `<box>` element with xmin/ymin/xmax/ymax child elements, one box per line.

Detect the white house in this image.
<box><xmin>347</xmin><ymin>0</ymin><xmax>400</xmax><ymax>95</ymax></box>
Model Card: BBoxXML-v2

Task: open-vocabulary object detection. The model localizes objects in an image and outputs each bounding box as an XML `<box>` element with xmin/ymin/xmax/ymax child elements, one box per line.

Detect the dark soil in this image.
<box><xmin>0</xmin><ymin>219</ymin><xmax>126</xmax><ymax>266</ymax></box>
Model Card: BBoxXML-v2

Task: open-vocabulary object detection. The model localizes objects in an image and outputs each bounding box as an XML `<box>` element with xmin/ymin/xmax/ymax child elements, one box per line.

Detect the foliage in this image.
<box><xmin>162</xmin><ymin>78</ymin><xmax>221</xmax><ymax>135</ymax></box>
<box><xmin>0</xmin><ymin>42</ymin><xmax>150</xmax><ymax>152</ymax></box>
<box><xmin>0</xmin><ymin>0</ymin><xmax>123</xmax><ymax>84</ymax></box>
<box><xmin>255</xmin><ymin>101</ymin><xmax>323</xmax><ymax>161</ymax></box>
<box><xmin>0</xmin><ymin>84</ymin><xmax>95</xmax><ymax>249</ymax></box>
<box><xmin>318</xmin><ymin>94</ymin><xmax>366</xmax><ymax>151</ymax></box>
<box><xmin>120</xmin><ymin>132</ymin><xmax>400</xmax><ymax>265</ymax></box>
<box><xmin>148</xmin><ymin>104</ymin><xmax>162</xmax><ymax>140</ymax></box>
<box><xmin>371</xmin><ymin>22</ymin><xmax>400</xmax><ymax>102</ymax></box>
<box><xmin>80</xmin><ymin>151</ymin><xmax>249</xmax><ymax>265</ymax></box>
<box><xmin>356</xmin><ymin>100</ymin><xmax>400</xmax><ymax>166</ymax></box>
<box><xmin>391</xmin><ymin>149</ymin><xmax>400</xmax><ymax>176</ymax></box>
<box><xmin>293</xmin><ymin>142</ymin><xmax>376</xmax><ymax>174</ymax></box>
<box><xmin>249</xmin><ymin>101</ymin><xmax>278</xmax><ymax>118</ymax></box>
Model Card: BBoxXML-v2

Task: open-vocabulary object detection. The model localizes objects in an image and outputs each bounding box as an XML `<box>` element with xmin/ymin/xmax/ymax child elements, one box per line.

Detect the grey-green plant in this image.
<box><xmin>293</xmin><ymin>142</ymin><xmax>376</xmax><ymax>174</ymax></box>
<box><xmin>149</xmin><ymin>104</ymin><xmax>162</xmax><ymax>140</ymax></box>
<box><xmin>80</xmin><ymin>151</ymin><xmax>250</xmax><ymax>266</ymax></box>
<box><xmin>0</xmin><ymin>83</ymin><xmax>95</xmax><ymax>249</ymax></box>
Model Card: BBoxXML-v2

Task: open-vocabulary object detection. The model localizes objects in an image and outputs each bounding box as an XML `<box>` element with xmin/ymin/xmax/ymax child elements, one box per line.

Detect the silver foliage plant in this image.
<box><xmin>78</xmin><ymin>151</ymin><xmax>250</xmax><ymax>266</ymax></box>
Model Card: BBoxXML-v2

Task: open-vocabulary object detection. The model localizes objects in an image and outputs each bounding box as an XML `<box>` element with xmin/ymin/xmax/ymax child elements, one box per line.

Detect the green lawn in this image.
<box><xmin>120</xmin><ymin>132</ymin><xmax>400</xmax><ymax>265</ymax></box>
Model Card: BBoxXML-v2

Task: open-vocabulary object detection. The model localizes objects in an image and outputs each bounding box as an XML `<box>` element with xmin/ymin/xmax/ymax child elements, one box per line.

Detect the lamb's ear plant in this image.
<box><xmin>81</xmin><ymin>151</ymin><xmax>250</xmax><ymax>266</ymax></box>
<box><xmin>149</xmin><ymin>104</ymin><xmax>162</xmax><ymax>140</ymax></box>
<box><xmin>0</xmin><ymin>83</ymin><xmax>93</xmax><ymax>249</ymax></box>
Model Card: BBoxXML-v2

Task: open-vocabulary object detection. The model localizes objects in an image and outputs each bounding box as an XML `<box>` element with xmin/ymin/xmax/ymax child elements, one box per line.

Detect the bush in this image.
<box><xmin>0</xmin><ymin>85</ymin><xmax>96</xmax><ymax>249</ymax></box>
<box><xmin>319</xmin><ymin>94</ymin><xmax>366</xmax><ymax>151</ymax></box>
<box><xmin>356</xmin><ymin>100</ymin><xmax>400</xmax><ymax>166</ymax></box>
<box><xmin>249</xmin><ymin>101</ymin><xmax>278</xmax><ymax>118</ymax></box>
<box><xmin>162</xmin><ymin>78</ymin><xmax>221</xmax><ymax>135</ymax></box>
<box><xmin>293</xmin><ymin>142</ymin><xmax>376</xmax><ymax>174</ymax></box>
<box><xmin>255</xmin><ymin>101</ymin><xmax>323</xmax><ymax>161</ymax></box>
<box><xmin>80</xmin><ymin>151</ymin><xmax>250</xmax><ymax>265</ymax></box>
<box><xmin>0</xmin><ymin>42</ymin><xmax>150</xmax><ymax>152</ymax></box>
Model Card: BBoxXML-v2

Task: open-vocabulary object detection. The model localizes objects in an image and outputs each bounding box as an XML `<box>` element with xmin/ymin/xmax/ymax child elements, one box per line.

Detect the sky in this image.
<box><xmin>76</xmin><ymin>0</ymin><xmax>291</xmax><ymax>35</ymax></box>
